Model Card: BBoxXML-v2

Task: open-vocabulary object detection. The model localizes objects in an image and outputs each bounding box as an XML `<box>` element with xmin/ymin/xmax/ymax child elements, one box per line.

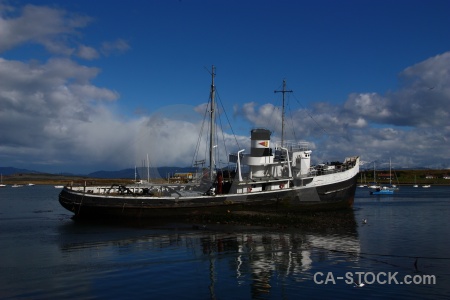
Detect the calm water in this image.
<box><xmin>0</xmin><ymin>185</ymin><xmax>449</xmax><ymax>299</ymax></box>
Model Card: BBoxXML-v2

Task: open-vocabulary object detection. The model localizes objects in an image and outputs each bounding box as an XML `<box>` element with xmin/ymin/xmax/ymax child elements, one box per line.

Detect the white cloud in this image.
<box><xmin>0</xmin><ymin>4</ymin><xmax>91</xmax><ymax>55</ymax></box>
<box><xmin>344</xmin><ymin>93</ymin><xmax>391</xmax><ymax>119</ymax></box>
<box><xmin>236</xmin><ymin>52</ymin><xmax>450</xmax><ymax>169</ymax></box>
<box><xmin>0</xmin><ymin>4</ymin><xmax>129</xmax><ymax>60</ymax></box>
<box><xmin>0</xmin><ymin>56</ymin><xmax>124</xmax><ymax>171</ymax></box>
<box><xmin>1</xmin><ymin>2</ymin><xmax>449</xmax><ymax>173</ymax></box>
<box><xmin>101</xmin><ymin>39</ymin><xmax>131</xmax><ymax>56</ymax></box>
<box><xmin>0</xmin><ymin>0</ymin><xmax>236</xmax><ymax>174</ymax></box>
<box><xmin>77</xmin><ymin>45</ymin><xmax>99</xmax><ymax>60</ymax></box>
<box><xmin>0</xmin><ymin>56</ymin><xmax>246</xmax><ymax>173</ymax></box>
<box><xmin>2</xmin><ymin>48</ymin><xmax>449</xmax><ymax>172</ymax></box>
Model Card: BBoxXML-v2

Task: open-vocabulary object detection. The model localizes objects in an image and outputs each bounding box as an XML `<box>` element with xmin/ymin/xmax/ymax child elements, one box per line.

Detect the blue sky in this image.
<box><xmin>1</xmin><ymin>0</ymin><xmax>450</xmax><ymax>174</ymax></box>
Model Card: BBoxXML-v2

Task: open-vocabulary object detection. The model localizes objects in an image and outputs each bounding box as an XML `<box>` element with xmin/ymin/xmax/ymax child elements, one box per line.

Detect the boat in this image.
<box><xmin>367</xmin><ymin>183</ymin><xmax>380</xmax><ymax>189</ymax></box>
<box><xmin>370</xmin><ymin>186</ymin><xmax>394</xmax><ymax>195</ymax></box>
<box><xmin>385</xmin><ymin>158</ymin><xmax>398</xmax><ymax>191</ymax></box>
<box><xmin>367</xmin><ymin>162</ymin><xmax>380</xmax><ymax>189</ymax></box>
<box><xmin>369</xmin><ymin>158</ymin><xmax>397</xmax><ymax>195</ymax></box>
<box><xmin>11</xmin><ymin>184</ymin><xmax>23</xmax><ymax>188</ymax></box>
<box><xmin>358</xmin><ymin>172</ymin><xmax>367</xmax><ymax>188</ymax></box>
<box><xmin>413</xmin><ymin>175</ymin><xmax>418</xmax><ymax>188</ymax></box>
<box><xmin>422</xmin><ymin>185</ymin><xmax>431</xmax><ymax>188</ymax></box>
<box><xmin>58</xmin><ymin>67</ymin><xmax>360</xmax><ymax>220</ymax></box>
<box><xmin>54</xmin><ymin>185</ymin><xmax>64</xmax><ymax>189</ymax></box>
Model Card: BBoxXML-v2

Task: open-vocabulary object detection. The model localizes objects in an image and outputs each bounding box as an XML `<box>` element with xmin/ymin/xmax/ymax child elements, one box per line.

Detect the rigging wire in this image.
<box><xmin>291</xmin><ymin>92</ymin><xmax>329</xmax><ymax>136</ymax></box>
<box><xmin>215</xmin><ymin>104</ymin><xmax>226</xmax><ymax>168</ymax></box>
<box><xmin>191</xmin><ymin>89</ymin><xmax>239</xmax><ymax>172</ymax></box>
<box><xmin>266</xmin><ymin>105</ymin><xmax>280</xmax><ymax>138</ymax></box>
<box><xmin>287</xmin><ymin>103</ymin><xmax>298</xmax><ymax>141</ymax></box>
<box><xmin>191</xmin><ymin>101</ymin><xmax>209</xmax><ymax>168</ymax></box>
<box><xmin>192</xmin><ymin>66</ymin><xmax>242</xmax><ymax>172</ymax></box>
<box><xmin>216</xmin><ymin>90</ymin><xmax>241</xmax><ymax>151</ymax></box>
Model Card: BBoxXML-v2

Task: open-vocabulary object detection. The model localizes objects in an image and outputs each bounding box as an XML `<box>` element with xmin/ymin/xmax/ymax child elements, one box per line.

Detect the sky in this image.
<box><xmin>1</xmin><ymin>0</ymin><xmax>450</xmax><ymax>174</ymax></box>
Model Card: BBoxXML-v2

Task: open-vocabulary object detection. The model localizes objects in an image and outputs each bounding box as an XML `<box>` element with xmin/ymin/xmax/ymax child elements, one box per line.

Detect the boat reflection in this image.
<box><xmin>58</xmin><ymin>219</ymin><xmax>359</xmax><ymax>298</ymax></box>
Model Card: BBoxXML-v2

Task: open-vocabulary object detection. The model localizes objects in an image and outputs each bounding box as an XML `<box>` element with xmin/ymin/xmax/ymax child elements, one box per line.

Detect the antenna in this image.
<box><xmin>274</xmin><ymin>79</ymin><xmax>293</xmax><ymax>147</ymax></box>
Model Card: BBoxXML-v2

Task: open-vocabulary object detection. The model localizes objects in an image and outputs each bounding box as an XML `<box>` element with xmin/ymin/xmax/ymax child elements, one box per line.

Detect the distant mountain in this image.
<box><xmin>0</xmin><ymin>167</ymin><xmax>43</xmax><ymax>176</ymax></box>
<box><xmin>0</xmin><ymin>166</ymin><xmax>200</xmax><ymax>179</ymax></box>
<box><xmin>87</xmin><ymin>166</ymin><xmax>198</xmax><ymax>179</ymax></box>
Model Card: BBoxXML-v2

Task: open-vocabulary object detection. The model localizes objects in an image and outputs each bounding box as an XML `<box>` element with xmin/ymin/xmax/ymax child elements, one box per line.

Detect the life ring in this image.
<box><xmin>279</xmin><ymin>184</ymin><xmax>284</xmax><ymax>189</ymax></box>
<box><xmin>247</xmin><ymin>187</ymin><xmax>252</xmax><ymax>192</ymax></box>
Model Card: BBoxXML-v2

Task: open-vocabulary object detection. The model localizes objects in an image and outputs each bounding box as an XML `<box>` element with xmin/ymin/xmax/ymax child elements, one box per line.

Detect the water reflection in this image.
<box><xmin>57</xmin><ymin>217</ymin><xmax>360</xmax><ymax>298</ymax></box>
<box><xmin>3</xmin><ymin>185</ymin><xmax>448</xmax><ymax>298</ymax></box>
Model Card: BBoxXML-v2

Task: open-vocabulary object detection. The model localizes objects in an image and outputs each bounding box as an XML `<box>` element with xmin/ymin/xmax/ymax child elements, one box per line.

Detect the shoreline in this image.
<box><xmin>2</xmin><ymin>180</ymin><xmax>449</xmax><ymax>187</ymax></box>
<box><xmin>1</xmin><ymin>171</ymin><xmax>449</xmax><ymax>186</ymax></box>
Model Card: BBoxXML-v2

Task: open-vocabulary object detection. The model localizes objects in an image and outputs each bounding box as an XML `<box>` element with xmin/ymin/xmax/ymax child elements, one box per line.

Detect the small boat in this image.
<box><xmin>370</xmin><ymin>158</ymin><xmax>397</xmax><ymax>194</ymax></box>
<box><xmin>367</xmin><ymin>162</ymin><xmax>380</xmax><ymax>189</ymax></box>
<box><xmin>386</xmin><ymin>158</ymin><xmax>398</xmax><ymax>191</ymax></box>
<box><xmin>58</xmin><ymin>68</ymin><xmax>360</xmax><ymax>220</ymax></box>
<box><xmin>422</xmin><ymin>185</ymin><xmax>431</xmax><ymax>188</ymax></box>
<box><xmin>12</xmin><ymin>184</ymin><xmax>24</xmax><ymax>188</ymax></box>
<box><xmin>370</xmin><ymin>186</ymin><xmax>394</xmax><ymax>195</ymax></box>
<box><xmin>358</xmin><ymin>172</ymin><xmax>367</xmax><ymax>188</ymax></box>
<box><xmin>54</xmin><ymin>185</ymin><xmax>64</xmax><ymax>189</ymax></box>
<box><xmin>27</xmin><ymin>183</ymin><xmax>35</xmax><ymax>186</ymax></box>
<box><xmin>0</xmin><ymin>174</ymin><xmax>6</xmax><ymax>187</ymax></box>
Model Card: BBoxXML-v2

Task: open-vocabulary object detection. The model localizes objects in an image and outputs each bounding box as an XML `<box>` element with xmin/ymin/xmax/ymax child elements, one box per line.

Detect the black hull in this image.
<box><xmin>59</xmin><ymin>174</ymin><xmax>357</xmax><ymax>220</ymax></box>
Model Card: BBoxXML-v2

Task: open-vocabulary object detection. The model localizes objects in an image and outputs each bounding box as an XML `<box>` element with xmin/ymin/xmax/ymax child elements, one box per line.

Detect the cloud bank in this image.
<box><xmin>238</xmin><ymin>52</ymin><xmax>450</xmax><ymax>169</ymax></box>
<box><xmin>0</xmin><ymin>3</ymin><xmax>449</xmax><ymax>173</ymax></box>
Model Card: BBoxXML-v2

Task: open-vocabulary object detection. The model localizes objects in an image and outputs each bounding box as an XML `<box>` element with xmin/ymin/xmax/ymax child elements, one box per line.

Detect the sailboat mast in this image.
<box><xmin>373</xmin><ymin>162</ymin><xmax>376</xmax><ymax>183</ymax></box>
<box><xmin>274</xmin><ymin>79</ymin><xmax>292</xmax><ymax>147</ymax></box>
<box><xmin>209</xmin><ymin>65</ymin><xmax>216</xmax><ymax>181</ymax></box>
<box><xmin>147</xmin><ymin>153</ymin><xmax>150</xmax><ymax>182</ymax></box>
<box><xmin>389</xmin><ymin>157</ymin><xmax>392</xmax><ymax>186</ymax></box>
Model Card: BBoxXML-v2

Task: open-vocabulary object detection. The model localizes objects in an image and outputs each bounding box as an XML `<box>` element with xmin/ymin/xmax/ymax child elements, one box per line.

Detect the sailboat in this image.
<box><xmin>358</xmin><ymin>172</ymin><xmax>366</xmax><ymax>188</ymax></box>
<box><xmin>386</xmin><ymin>158</ymin><xmax>399</xmax><ymax>191</ymax></box>
<box><xmin>58</xmin><ymin>67</ymin><xmax>360</xmax><ymax>220</ymax></box>
<box><xmin>0</xmin><ymin>174</ymin><xmax>6</xmax><ymax>188</ymax></box>
<box><xmin>367</xmin><ymin>162</ymin><xmax>380</xmax><ymax>189</ymax></box>
<box><xmin>370</xmin><ymin>158</ymin><xmax>395</xmax><ymax>195</ymax></box>
<box><xmin>413</xmin><ymin>175</ymin><xmax>418</xmax><ymax>188</ymax></box>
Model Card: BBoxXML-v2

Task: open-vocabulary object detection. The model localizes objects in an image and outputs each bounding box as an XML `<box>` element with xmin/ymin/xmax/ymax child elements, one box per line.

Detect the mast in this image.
<box><xmin>389</xmin><ymin>157</ymin><xmax>392</xmax><ymax>186</ymax></box>
<box><xmin>209</xmin><ymin>65</ymin><xmax>216</xmax><ymax>181</ymax></box>
<box><xmin>147</xmin><ymin>153</ymin><xmax>150</xmax><ymax>182</ymax></box>
<box><xmin>373</xmin><ymin>162</ymin><xmax>376</xmax><ymax>183</ymax></box>
<box><xmin>274</xmin><ymin>79</ymin><xmax>293</xmax><ymax>147</ymax></box>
